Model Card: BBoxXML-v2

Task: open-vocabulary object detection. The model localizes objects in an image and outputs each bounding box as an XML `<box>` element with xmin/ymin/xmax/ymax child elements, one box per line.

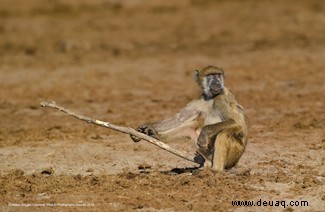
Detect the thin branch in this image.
<box><xmin>40</xmin><ymin>101</ymin><xmax>199</xmax><ymax>164</ymax></box>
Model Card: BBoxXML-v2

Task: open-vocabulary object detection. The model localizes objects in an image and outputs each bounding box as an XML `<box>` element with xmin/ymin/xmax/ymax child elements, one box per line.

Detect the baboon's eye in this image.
<box><xmin>206</xmin><ymin>73</ymin><xmax>221</xmax><ymax>77</ymax></box>
<box><xmin>206</xmin><ymin>74</ymin><xmax>216</xmax><ymax>78</ymax></box>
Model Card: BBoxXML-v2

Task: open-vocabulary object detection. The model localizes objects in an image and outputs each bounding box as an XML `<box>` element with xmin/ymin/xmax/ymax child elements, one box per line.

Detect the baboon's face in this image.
<box><xmin>194</xmin><ymin>66</ymin><xmax>225</xmax><ymax>100</ymax></box>
<box><xmin>200</xmin><ymin>73</ymin><xmax>224</xmax><ymax>100</ymax></box>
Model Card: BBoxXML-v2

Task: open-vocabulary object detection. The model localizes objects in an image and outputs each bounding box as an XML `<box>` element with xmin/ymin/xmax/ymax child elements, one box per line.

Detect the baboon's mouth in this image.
<box><xmin>210</xmin><ymin>86</ymin><xmax>223</xmax><ymax>95</ymax></box>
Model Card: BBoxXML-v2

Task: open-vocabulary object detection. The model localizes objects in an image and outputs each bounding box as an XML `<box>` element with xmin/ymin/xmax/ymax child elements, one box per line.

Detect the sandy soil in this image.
<box><xmin>0</xmin><ymin>0</ymin><xmax>324</xmax><ymax>211</ymax></box>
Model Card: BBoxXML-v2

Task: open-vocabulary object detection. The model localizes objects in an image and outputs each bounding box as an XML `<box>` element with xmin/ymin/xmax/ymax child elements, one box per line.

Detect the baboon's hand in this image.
<box><xmin>197</xmin><ymin>130</ymin><xmax>210</xmax><ymax>152</ymax></box>
<box><xmin>193</xmin><ymin>151</ymin><xmax>205</xmax><ymax>165</ymax></box>
<box><xmin>130</xmin><ymin>125</ymin><xmax>158</xmax><ymax>142</ymax></box>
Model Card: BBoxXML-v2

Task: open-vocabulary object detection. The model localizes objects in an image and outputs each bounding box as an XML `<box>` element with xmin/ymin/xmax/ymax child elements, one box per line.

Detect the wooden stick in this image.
<box><xmin>40</xmin><ymin>101</ymin><xmax>199</xmax><ymax>164</ymax></box>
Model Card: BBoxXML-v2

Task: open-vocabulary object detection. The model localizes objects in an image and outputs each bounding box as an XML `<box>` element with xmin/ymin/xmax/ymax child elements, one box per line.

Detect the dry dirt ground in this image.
<box><xmin>0</xmin><ymin>0</ymin><xmax>324</xmax><ymax>211</ymax></box>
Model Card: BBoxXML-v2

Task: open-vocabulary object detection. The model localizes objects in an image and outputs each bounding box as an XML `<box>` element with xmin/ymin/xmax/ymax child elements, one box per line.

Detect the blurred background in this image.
<box><xmin>0</xmin><ymin>0</ymin><xmax>323</xmax><ymax>143</ymax></box>
<box><xmin>0</xmin><ymin>1</ymin><xmax>324</xmax><ymax>210</ymax></box>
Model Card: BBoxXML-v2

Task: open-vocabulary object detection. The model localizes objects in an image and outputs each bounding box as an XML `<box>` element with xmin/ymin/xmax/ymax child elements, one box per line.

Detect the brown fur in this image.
<box><xmin>131</xmin><ymin>65</ymin><xmax>248</xmax><ymax>172</ymax></box>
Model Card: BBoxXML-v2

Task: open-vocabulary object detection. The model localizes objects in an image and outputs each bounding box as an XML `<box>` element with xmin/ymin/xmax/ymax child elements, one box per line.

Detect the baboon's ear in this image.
<box><xmin>194</xmin><ymin>70</ymin><xmax>200</xmax><ymax>83</ymax></box>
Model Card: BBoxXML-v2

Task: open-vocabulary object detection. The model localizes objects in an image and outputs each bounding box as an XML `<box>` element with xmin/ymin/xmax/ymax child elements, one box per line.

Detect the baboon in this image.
<box><xmin>131</xmin><ymin>65</ymin><xmax>248</xmax><ymax>172</ymax></box>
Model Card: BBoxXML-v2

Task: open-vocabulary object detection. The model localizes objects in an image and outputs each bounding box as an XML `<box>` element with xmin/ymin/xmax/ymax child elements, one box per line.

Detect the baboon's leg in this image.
<box><xmin>211</xmin><ymin>133</ymin><xmax>245</xmax><ymax>171</ymax></box>
<box><xmin>211</xmin><ymin>133</ymin><xmax>229</xmax><ymax>172</ymax></box>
